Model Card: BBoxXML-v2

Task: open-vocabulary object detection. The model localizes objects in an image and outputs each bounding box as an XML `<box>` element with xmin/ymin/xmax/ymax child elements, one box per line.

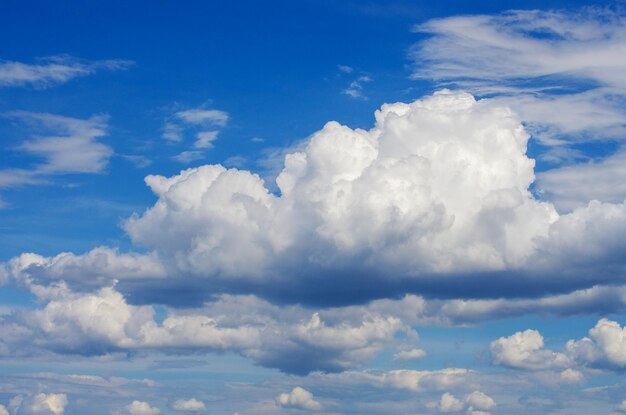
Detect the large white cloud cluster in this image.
<box><xmin>126</xmin><ymin>90</ymin><xmax>556</xmax><ymax>284</ymax></box>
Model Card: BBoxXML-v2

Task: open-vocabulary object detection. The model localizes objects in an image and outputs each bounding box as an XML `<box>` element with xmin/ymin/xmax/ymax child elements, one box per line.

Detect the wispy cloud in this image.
<box><xmin>175</xmin><ymin>109</ymin><xmax>229</xmax><ymax>127</ymax></box>
<box><xmin>161</xmin><ymin>104</ymin><xmax>230</xmax><ymax>163</ymax></box>
<box><xmin>411</xmin><ymin>8</ymin><xmax>626</xmax><ymax>147</ymax></box>
<box><xmin>0</xmin><ymin>55</ymin><xmax>133</xmax><ymax>88</ymax></box>
<box><xmin>0</xmin><ymin>112</ymin><xmax>113</xmax><ymax>205</ymax></box>
<box><xmin>343</xmin><ymin>75</ymin><xmax>372</xmax><ymax>98</ymax></box>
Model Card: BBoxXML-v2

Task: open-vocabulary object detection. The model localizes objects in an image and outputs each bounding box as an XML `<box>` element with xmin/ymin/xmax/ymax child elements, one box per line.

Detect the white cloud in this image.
<box><xmin>0</xmin><ymin>405</ymin><xmax>7</xmax><ymax>415</ymax></box>
<box><xmin>567</xmin><ymin>318</ymin><xmax>626</xmax><ymax>369</ymax></box>
<box><xmin>438</xmin><ymin>391</ymin><xmax>495</xmax><ymax>414</ymax></box>
<box><xmin>126</xmin><ymin>401</ymin><xmax>160</xmax><ymax>415</ymax></box>
<box><xmin>5</xmin><ymin>247</ymin><xmax>165</xmax><ymax>296</ymax></box>
<box><xmin>127</xmin><ymin>91</ymin><xmax>558</xmax><ymax>286</ymax></box>
<box><xmin>344</xmin><ymin>75</ymin><xmax>372</xmax><ymax>98</ymax></box>
<box><xmin>5</xmin><ymin>90</ymin><xmax>626</xmax><ymax>311</ymax></box>
<box><xmin>439</xmin><ymin>392</ymin><xmax>463</xmax><ymax>412</ymax></box>
<box><xmin>410</xmin><ymin>8</ymin><xmax>626</xmax><ymax>172</ymax></box>
<box><xmin>194</xmin><ymin>131</ymin><xmax>219</xmax><ymax>149</ymax></box>
<box><xmin>338</xmin><ymin>64</ymin><xmax>354</xmax><ymax>73</ymax></box>
<box><xmin>491</xmin><ymin>319</ymin><xmax>626</xmax><ymax>372</ymax></box>
<box><xmin>161</xmin><ymin>106</ymin><xmax>228</xmax><ymax>155</ymax></box>
<box><xmin>3</xmin><ymin>111</ymin><xmax>112</xmax><ymax>176</ymax></box>
<box><xmin>490</xmin><ymin>329</ymin><xmax>570</xmax><ymax>370</ymax></box>
<box><xmin>277</xmin><ymin>387</ymin><xmax>322</xmax><ymax>411</ymax></box>
<box><xmin>10</xmin><ymin>393</ymin><xmax>68</xmax><ymax>415</ymax></box>
<box><xmin>175</xmin><ymin>109</ymin><xmax>229</xmax><ymax>127</ymax></box>
<box><xmin>393</xmin><ymin>348</ymin><xmax>427</xmax><ymax>361</ymax></box>
<box><xmin>172</xmin><ymin>151</ymin><xmax>204</xmax><ymax>164</ymax></box>
<box><xmin>559</xmin><ymin>368</ymin><xmax>584</xmax><ymax>384</ymax></box>
<box><xmin>172</xmin><ymin>398</ymin><xmax>205</xmax><ymax>412</ymax></box>
<box><xmin>0</xmin><ymin>286</ymin><xmax>408</xmax><ymax>374</ymax></box>
<box><xmin>0</xmin><ymin>55</ymin><xmax>132</xmax><ymax>88</ymax></box>
<box><xmin>536</xmin><ymin>148</ymin><xmax>626</xmax><ymax>212</ymax></box>
<box><xmin>162</xmin><ymin>122</ymin><xmax>184</xmax><ymax>142</ymax></box>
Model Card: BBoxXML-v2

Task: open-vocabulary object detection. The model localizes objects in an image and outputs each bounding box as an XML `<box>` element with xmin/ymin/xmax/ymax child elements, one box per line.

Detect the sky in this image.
<box><xmin>1</xmin><ymin>0</ymin><xmax>626</xmax><ymax>414</ymax></box>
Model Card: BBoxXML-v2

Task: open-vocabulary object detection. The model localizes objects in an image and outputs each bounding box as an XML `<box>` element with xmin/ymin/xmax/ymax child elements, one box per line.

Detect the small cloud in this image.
<box><xmin>162</xmin><ymin>122</ymin><xmax>183</xmax><ymax>142</ymax></box>
<box><xmin>338</xmin><ymin>64</ymin><xmax>354</xmax><ymax>73</ymax></box>
<box><xmin>277</xmin><ymin>387</ymin><xmax>322</xmax><ymax>411</ymax></box>
<box><xmin>194</xmin><ymin>131</ymin><xmax>219</xmax><ymax>149</ymax></box>
<box><xmin>393</xmin><ymin>348</ymin><xmax>427</xmax><ymax>361</ymax></box>
<box><xmin>343</xmin><ymin>75</ymin><xmax>372</xmax><ymax>99</ymax></box>
<box><xmin>126</xmin><ymin>401</ymin><xmax>160</xmax><ymax>415</ymax></box>
<box><xmin>121</xmin><ymin>154</ymin><xmax>152</xmax><ymax>168</ymax></box>
<box><xmin>172</xmin><ymin>398</ymin><xmax>206</xmax><ymax>412</ymax></box>
<box><xmin>172</xmin><ymin>151</ymin><xmax>204</xmax><ymax>164</ymax></box>
<box><xmin>175</xmin><ymin>109</ymin><xmax>229</xmax><ymax>127</ymax></box>
<box><xmin>251</xmin><ymin>137</ymin><xmax>265</xmax><ymax>143</ymax></box>
<box><xmin>223</xmin><ymin>155</ymin><xmax>247</xmax><ymax>168</ymax></box>
<box><xmin>0</xmin><ymin>55</ymin><xmax>133</xmax><ymax>88</ymax></box>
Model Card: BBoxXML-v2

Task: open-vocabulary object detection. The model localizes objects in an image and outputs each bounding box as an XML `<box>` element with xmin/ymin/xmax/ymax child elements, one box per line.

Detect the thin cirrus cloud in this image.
<box><xmin>0</xmin><ymin>55</ymin><xmax>133</xmax><ymax>88</ymax></box>
<box><xmin>0</xmin><ymin>111</ymin><xmax>113</xmax><ymax>205</ymax></box>
<box><xmin>410</xmin><ymin>8</ymin><xmax>626</xmax><ymax>161</ymax></box>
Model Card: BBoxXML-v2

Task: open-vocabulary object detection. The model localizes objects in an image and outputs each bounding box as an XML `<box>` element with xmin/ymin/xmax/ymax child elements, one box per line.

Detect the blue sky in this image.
<box><xmin>2</xmin><ymin>1</ymin><xmax>626</xmax><ymax>414</ymax></box>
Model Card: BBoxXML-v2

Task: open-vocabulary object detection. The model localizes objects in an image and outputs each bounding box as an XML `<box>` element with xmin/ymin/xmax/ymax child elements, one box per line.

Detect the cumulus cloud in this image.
<box><xmin>172</xmin><ymin>398</ymin><xmax>205</xmax><ymax>412</ymax></box>
<box><xmin>0</xmin><ymin>286</ymin><xmax>409</xmax><ymax>374</ymax></box>
<box><xmin>490</xmin><ymin>329</ymin><xmax>570</xmax><ymax>370</ymax></box>
<box><xmin>126</xmin><ymin>401</ymin><xmax>160</xmax><ymax>415</ymax></box>
<box><xmin>276</xmin><ymin>387</ymin><xmax>322</xmax><ymax>411</ymax></box>
<box><xmin>0</xmin><ymin>405</ymin><xmax>7</xmax><ymax>415</ymax></box>
<box><xmin>437</xmin><ymin>391</ymin><xmax>495</xmax><ymax>413</ymax></box>
<box><xmin>491</xmin><ymin>319</ymin><xmax>626</xmax><ymax>373</ymax></box>
<box><xmin>9</xmin><ymin>393</ymin><xmax>68</xmax><ymax>415</ymax></box>
<box><xmin>0</xmin><ymin>55</ymin><xmax>132</xmax><ymax>88</ymax></box>
<box><xmin>567</xmin><ymin>318</ymin><xmax>626</xmax><ymax>369</ymax></box>
<box><xmin>3</xmin><ymin>90</ymin><xmax>626</xmax><ymax>311</ymax></box>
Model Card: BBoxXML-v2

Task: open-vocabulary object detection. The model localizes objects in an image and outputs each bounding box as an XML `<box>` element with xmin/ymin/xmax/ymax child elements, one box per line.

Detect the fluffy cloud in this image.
<box><xmin>0</xmin><ymin>55</ymin><xmax>132</xmax><ymax>88</ymax></box>
<box><xmin>126</xmin><ymin>401</ymin><xmax>160</xmax><ymax>415</ymax></box>
<box><xmin>437</xmin><ymin>391</ymin><xmax>495</xmax><ymax>413</ymax></box>
<box><xmin>4</xmin><ymin>90</ymin><xmax>626</xmax><ymax>310</ymax></box>
<box><xmin>492</xmin><ymin>319</ymin><xmax>626</xmax><ymax>372</ymax></box>
<box><xmin>276</xmin><ymin>387</ymin><xmax>322</xmax><ymax>411</ymax></box>
<box><xmin>0</xmin><ymin>287</ymin><xmax>408</xmax><ymax>374</ymax></box>
<box><xmin>172</xmin><ymin>398</ymin><xmax>205</xmax><ymax>412</ymax></box>
<box><xmin>567</xmin><ymin>318</ymin><xmax>626</xmax><ymax>369</ymax></box>
<box><xmin>125</xmin><ymin>91</ymin><xmax>554</xmax><ymax>301</ymax></box>
<box><xmin>0</xmin><ymin>405</ymin><xmax>7</xmax><ymax>415</ymax></box>
<box><xmin>490</xmin><ymin>329</ymin><xmax>570</xmax><ymax>370</ymax></box>
<box><xmin>9</xmin><ymin>393</ymin><xmax>68</xmax><ymax>415</ymax></box>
